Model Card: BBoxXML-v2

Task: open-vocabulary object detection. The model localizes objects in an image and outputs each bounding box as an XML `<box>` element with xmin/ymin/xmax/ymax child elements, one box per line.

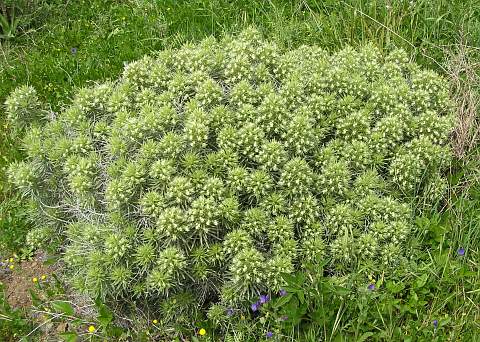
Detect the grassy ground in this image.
<box><xmin>0</xmin><ymin>0</ymin><xmax>479</xmax><ymax>340</ymax></box>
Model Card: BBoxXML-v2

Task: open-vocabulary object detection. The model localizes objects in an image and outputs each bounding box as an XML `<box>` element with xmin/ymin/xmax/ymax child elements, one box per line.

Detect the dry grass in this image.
<box><xmin>446</xmin><ymin>35</ymin><xmax>480</xmax><ymax>158</ymax></box>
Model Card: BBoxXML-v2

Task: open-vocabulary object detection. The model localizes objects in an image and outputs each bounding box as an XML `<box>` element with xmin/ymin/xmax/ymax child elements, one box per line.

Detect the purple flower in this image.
<box><xmin>368</xmin><ymin>284</ymin><xmax>375</xmax><ymax>291</ymax></box>
<box><xmin>259</xmin><ymin>294</ymin><xmax>270</xmax><ymax>304</ymax></box>
<box><xmin>433</xmin><ymin>319</ymin><xmax>438</xmax><ymax>329</ymax></box>
<box><xmin>279</xmin><ymin>289</ymin><xmax>287</xmax><ymax>296</ymax></box>
<box><xmin>458</xmin><ymin>247</ymin><xmax>465</xmax><ymax>256</ymax></box>
<box><xmin>226</xmin><ymin>308</ymin><xmax>234</xmax><ymax>316</ymax></box>
<box><xmin>279</xmin><ymin>315</ymin><xmax>288</xmax><ymax>321</ymax></box>
<box><xmin>266</xmin><ymin>331</ymin><xmax>273</xmax><ymax>339</ymax></box>
<box><xmin>251</xmin><ymin>301</ymin><xmax>260</xmax><ymax>312</ymax></box>
<box><xmin>71</xmin><ymin>47</ymin><xmax>77</xmax><ymax>55</ymax></box>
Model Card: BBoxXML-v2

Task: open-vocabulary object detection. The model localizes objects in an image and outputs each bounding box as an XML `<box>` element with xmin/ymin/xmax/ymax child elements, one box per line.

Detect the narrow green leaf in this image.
<box><xmin>358</xmin><ymin>332</ymin><xmax>374</xmax><ymax>342</ymax></box>
<box><xmin>29</xmin><ymin>289</ymin><xmax>42</xmax><ymax>307</ymax></box>
<box><xmin>274</xmin><ymin>293</ymin><xmax>293</xmax><ymax>309</ymax></box>
<box><xmin>297</xmin><ymin>290</ymin><xmax>305</xmax><ymax>304</ymax></box>
<box><xmin>281</xmin><ymin>273</ymin><xmax>298</xmax><ymax>286</ymax></box>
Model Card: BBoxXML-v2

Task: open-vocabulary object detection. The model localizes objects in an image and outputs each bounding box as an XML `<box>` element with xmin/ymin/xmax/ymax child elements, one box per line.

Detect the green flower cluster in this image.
<box><xmin>6</xmin><ymin>29</ymin><xmax>453</xmax><ymax>311</ymax></box>
<box><xmin>4</xmin><ymin>85</ymin><xmax>44</xmax><ymax>132</ymax></box>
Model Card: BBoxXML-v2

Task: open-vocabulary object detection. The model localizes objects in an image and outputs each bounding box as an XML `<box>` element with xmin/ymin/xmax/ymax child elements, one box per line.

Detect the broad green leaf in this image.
<box><xmin>95</xmin><ymin>298</ymin><xmax>113</xmax><ymax>327</ymax></box>
<box><xmin>59</xmin><ymin>332</ymin><xmax>78</xmax><ymax>342</ymax></box>
<box><xmin>386</xmin><ymin>281</ymin><xmax>405</xmax><ymax>294</ymax></box>
<box><xmin>414</xmin><ymin>274</ymin><xmax>428</xmax><ymax>288</ymax></box>
<box><xmin>52</xmin><ymin>301</ymin><xmax>75</xmax><ymax>316</ymax></box>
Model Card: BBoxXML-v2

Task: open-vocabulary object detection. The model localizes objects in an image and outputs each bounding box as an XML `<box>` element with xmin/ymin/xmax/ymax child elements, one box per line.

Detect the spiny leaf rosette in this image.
<box><xmin>7</xmin><ymin>29</ymin><xmax>453</xmax><ymax>315</ymax></box>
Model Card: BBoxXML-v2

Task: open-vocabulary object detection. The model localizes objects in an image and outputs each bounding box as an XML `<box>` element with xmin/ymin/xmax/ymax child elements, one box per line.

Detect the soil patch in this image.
<box><xmin>0</xmin><ymin>251</ymin><xmax>56</xmax><ymax>308</ymax></box>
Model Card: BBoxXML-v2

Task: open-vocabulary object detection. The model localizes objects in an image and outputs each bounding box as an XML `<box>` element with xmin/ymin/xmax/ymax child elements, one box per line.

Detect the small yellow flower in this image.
<box><xmin>9</xmin><ymin>258</ymin><xmax>14</xmax><ymax>263</ymax></box>
<box><xmin>199</xmin><ymin>328</ymin><xmax>206</xmax><ymax>336</ymax></box>
<box><xmin>33</xmin><ymin>277</ymin><xmax>38</xmax><ymax>283</ymax></box>
<box><xmin>152</xmin><ymin>319</ymin><xmax>158</xmax><ymax>324</ymax></box>
<box><xmin>88</xmin><ymin>325</ymin><xmax>95</xmax><ymax>333</ymax></box>
<box><xmin>41</xmin><ymin>275</ymin><xmax>47</xmax><ymax>280</ymax></box>
<box><xmin>9</xmin><ymin>265</ymin><xmax>14</xmax><ymax>270</ymax></box>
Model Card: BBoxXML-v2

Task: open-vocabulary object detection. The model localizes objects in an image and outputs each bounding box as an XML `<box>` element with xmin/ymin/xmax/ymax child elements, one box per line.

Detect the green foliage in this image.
<box><xmin>0</xmin><ymin>195</ymin><xmax>30</xmax><ymax>254</ymax></box>
<box><xmin>0</xmin><ymin>282</ymin><xmax>33</xmax><ymax>341</ymax></box>
<box><xmin>235</xmin><ymin>251</ymin><xmax>479</xmax><ymax>341</ymax></box>
<box><xmin>0</xmin><ymin>11</ymin><xmax>19</xmax><ymax>41</ymax></box>
<box><xmin>0</xmin><ymin>0</ymin><xmax>478</xmax><ymax>340</ymax></box>
<box><xmin>0</xmin><ymin>0</ymin><xmax>44</xmax><ymax>40</ymax></box>
<box><xmin>5</xmin><ymin>29</ymin><xmax>455</xmax><ymax>332</ymax></box>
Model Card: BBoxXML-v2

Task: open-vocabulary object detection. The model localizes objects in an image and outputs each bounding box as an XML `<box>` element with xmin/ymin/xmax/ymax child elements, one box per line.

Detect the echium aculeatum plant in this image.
<box><xmin>6</xmin><ymin>28</ymin><xmax>454</xmax><ymax>313</ymax></box>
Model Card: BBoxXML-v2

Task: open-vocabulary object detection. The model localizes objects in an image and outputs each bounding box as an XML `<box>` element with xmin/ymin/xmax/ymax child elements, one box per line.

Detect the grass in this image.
<box><xmin>0</xmin><ymin>0</ymin><xmax>479</xmax><ymax>340</ymax></box>
<box><xmin>1</xmin><ymin>0</ymin><xmax>479</xmax><ymax>104</ymax></box>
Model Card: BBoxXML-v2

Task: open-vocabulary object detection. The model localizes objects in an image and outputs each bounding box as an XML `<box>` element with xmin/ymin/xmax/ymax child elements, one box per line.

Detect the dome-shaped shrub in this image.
<box><xmin>6</xmin><ymin>28</ymin><xmax>454</xmax><ymax>320</ymax></box>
